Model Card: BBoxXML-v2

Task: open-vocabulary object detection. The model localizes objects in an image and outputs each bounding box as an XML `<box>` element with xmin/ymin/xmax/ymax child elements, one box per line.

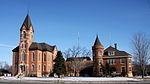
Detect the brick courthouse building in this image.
<box><xmin>12</xmin><ymin>14</ymin><xmax>57</xmax><ymax>77</ymax></box>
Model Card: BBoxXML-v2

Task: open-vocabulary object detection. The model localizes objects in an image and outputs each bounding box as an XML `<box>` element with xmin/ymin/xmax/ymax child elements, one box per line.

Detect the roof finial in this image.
<box><xmin>27</xmin><ymin>9</ymin><xmax>29</xmax><ymax>15</ymax></box>
<box><xmin>96</xmin><ymin>33</ymin><xmax>98</xmax><ymax>37</ymax></box>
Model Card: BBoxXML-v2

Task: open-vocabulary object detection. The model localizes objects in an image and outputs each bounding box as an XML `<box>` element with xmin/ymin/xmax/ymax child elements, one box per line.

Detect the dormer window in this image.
<box><xmin>108</xmin><ymin>51</ymin><xmax>115</xmax><ymax>56</ymax></box>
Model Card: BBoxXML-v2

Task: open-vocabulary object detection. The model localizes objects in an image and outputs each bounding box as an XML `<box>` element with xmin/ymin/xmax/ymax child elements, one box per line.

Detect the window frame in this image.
<box><xmin>121</xmin><ymin>66</ymin><xmax>126</xmax><ymax>72</ymax></box>
<box><xmin>31</xmin><ymin>64</ymin><xmax>34</xmax><ymax>71</ymax></box>
<box><xmin>23</xmin><ymin>31</ymin><xmax>26</xmax><ymax>39</ymax></box>
<box><xmin>22</xmin><ymin>51</ymin><xmax>26</xmax><ymax>63</ymax></box>
<box><xmin>120</xmin><ymin>58</ymin><xmax>125</xmax><ymax>64</ymax></box>
<box><xmin>43</xmin><ymin>65</ymin><xmax>46</xmax><ymax>71</ymax></box>
<box><xmin>99</xmin><ymin>60</ymin><xmax>102</xmax><ymax>64</ymax></box>
<box><xmin>98</xmin><ymin>51</ymin><xmax>102</xmax><ymax>56</ymax></box>
<box><xmin>43</xmin><ymin>53</ymin><xmax>46</xmax><ymax>61</ymax></box>
<box><xmin>108</xmin><ymin>51</ymin><xmax>115</xmax><ymax>56</ymax></box>
<box><xmin>32</xmin><ymin>52</ymin><xmax>35</xmax><ymax>62</ymax></box>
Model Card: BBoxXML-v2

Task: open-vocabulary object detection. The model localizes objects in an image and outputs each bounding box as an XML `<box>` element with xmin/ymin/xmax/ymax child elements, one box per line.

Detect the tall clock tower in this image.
<box><xmin>18</xmin><ymin>14</ymin><xmax>34</xmax><ymax>76</ymax></box>
<box><xmin>92</xmin><ymin>35</ymin><xmax>104</xmax><ymax>76</ymax></box>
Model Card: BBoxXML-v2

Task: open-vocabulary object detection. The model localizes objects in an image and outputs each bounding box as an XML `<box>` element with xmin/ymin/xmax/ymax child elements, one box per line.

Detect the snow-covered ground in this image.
<box><xmin>0</xmin><ymin>76</ymin><xmax>142</xmax><ymax>82</ymax></box>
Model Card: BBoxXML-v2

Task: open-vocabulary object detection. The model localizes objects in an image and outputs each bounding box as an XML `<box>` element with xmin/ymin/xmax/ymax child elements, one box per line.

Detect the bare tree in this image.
<box><xmin>0</xmin><ymin>61</ymin><xmax>5</xmax><ymax>69</ymax></box>
<box><xmin>131</xmin><ymin>33</ymin><xmax>150</xmax><ymax>78</ymax></box>
<box><xmin>64</xmin><ymin>46</ymin><xmax>91</xmax><ymax>76</ymax></box>
<box><xmin>4</xmin><ymin>62</ymin><xmax>10</xmax><ymax>70</ymax></box>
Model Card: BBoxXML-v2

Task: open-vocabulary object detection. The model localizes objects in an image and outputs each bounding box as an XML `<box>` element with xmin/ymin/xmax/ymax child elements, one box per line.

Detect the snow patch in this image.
<box><xmin>2</xmin><ymin>77</ymin><xmax>141</xmax><ymax>82</ymax></box>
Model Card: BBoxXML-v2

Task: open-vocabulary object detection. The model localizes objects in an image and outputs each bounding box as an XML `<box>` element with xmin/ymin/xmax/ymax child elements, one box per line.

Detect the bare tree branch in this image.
<box><xmin>64</xmin><ymin>46</ymin><xmax>91</xmax><ymax>76</ymax></box>
<box><xmin>131</xmin><ymin>32</ymin><xmax>150</xmax><ymax>78</ymax></box>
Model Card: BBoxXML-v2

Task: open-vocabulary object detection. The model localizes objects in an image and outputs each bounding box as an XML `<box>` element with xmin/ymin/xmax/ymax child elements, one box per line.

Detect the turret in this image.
<box><xmin>92</xmin><ymin>35</ymin><xmax>104</xmax><ymax>76</ymax></box>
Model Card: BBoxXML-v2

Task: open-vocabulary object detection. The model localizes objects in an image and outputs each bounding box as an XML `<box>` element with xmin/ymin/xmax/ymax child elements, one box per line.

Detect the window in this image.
<box><xmin>113</xmin><ymin>59</ymin><xmax>116</xmax><ymax>64</ymax></box>
<box><xmin>108</xmin><ymin>51</ymin><xmax>115</xmax><ymax>56</ymax></box>
<box><xmin>24</xmin><ymin>44</ymin><xmax>26</xmax><ymax>48</ymax></box>
<box><xmin>128</xmin><ymin>58</ymin><xmax>132</xmax><ymax>63</ymax></box>
<box><xmin>31</xmin><ymin>35</ymin><xmax>33</xmax><ymax>40</ymax></box>
<box><xmin>100</xmin><ymin>68</ymin><xmax>103</xmax><ymax>72</ymax></box>
<box><xmin>43</xmin><ymin>53</ymin><xmax>46</xmax><ymax>61</ymax></box>
<box><xmin>99</xmin><ymin>60</ymin><xmax>102</xmax><ymax>64</ymax></box>
<box><xmin>38</xmin><ymin>65</ymin><xmax>40</xmax><ymax>70</ymax></box>
<box><xmin>120</xmin><ymin>58</ymin><xmax>125</xmax><ymax>64</ymax></box>
<box><xmin>22</xmin><ymin>44</ymin><xmax>23</xmax><ymax>48</ymax></box>
<box><xmin>22</xmin><ymin>44</ymin><xmax>26</xmax><ymax>48</ymax></box>
<box><xmin>30</xmin><ymin>32</ymin><xmax>33</xmax><ymax>40</ymax></box>
<box><xmin>39</xmin><ymin>53</ymin><xmax>40</xmax><ymax>61</ymax></box>
<box><xmin>107</xmin><ymin>59</ymin><xmax>110</xmax><ymax>64</ymax></box>
<box><xmin>22</xmin><ymin>51</ymin><xmax>26</xmax><ymax>63</ymax></box>
<box><xmin>44</xmin><ymin>65</ymin><xmax>46</xmax><ymax>71</ymax></box>
<box><xmin>48</xmin><ymin>65</ymin><xmax>50</xmax><ymax>70</ymax></box>
<box><xmin>129</xmin><ymin>67</ymin><xmax>132</xmax><ymax>71</ymax></box>
<box><xmin>48</xmin><ymin>54</ymin><xmax>50</xmax><ymax>61</ymax></box>
<box><xmin>31</xmin><ymin>65</ymin><xmax>34</xmax><ymax>71</ymax></box>
<box><xmin>23</xmin><ymin>31</ymin><xmax>26</xmax><ymax>39</ymax></box>
<box><xmin>121</xmin><ymin>67</ymin><xmax>126</xmax><ymax>72</ymax></box>
<box><xmin>108</xmin><ymin>59</ymin><xmax>116</xmax><ymax>64</ymax></box>
<box><xmin>30</xmin><ymin>32</ymin><xmax>32</xmax><ymax>38</ymax></box>
<box><xmin>32</xmin><ymin>52</ymin><xmax>35</xmax><ymax>62</ymax></box>
<box><xmin>98</xmin><ymin>51</ymin><xmax>102</xmax><ymax>56</ymax></box>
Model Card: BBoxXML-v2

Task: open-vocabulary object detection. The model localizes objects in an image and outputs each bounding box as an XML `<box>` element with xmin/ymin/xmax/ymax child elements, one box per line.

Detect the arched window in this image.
<box><xmin>38</xmin><ymin>65</ymin><xmax>40</xmax><ymax>70</ymax></box>
<box><xmin>30</xmin><ymin>32</ymin><xmax>33</xmax><ymax>40</ymax></box>
<box><xmin>22</xmin><ymin>44</ymin><xmax>26</xmax><ymax>49</ymax></box>
<box><xmin>22</xmin><ymin>44</ymin><xmax>23</xmax><ymax>48</ymax></box>
<box><xmin>39</xmin><ymin>53</ymin><xmax>40</xmax><ymax>61</ymax></box>
<box><xmin>32</xmin><ymin>52</ymin><xmax>35</xmax><ymax>62</ymax></box>
<box><xmin>31</xmin><ymin>64</ymin><xmax>34</xmax><ymax>71</ymax></box>
<box><xmin>23</xmin><ymin>31</ymin><xmax>26</xmax><ymax>39</ymax></box>
<box><xmin>22</xmin><ymin>51</ymin><xmax>26</xmax><ymax>63</ymax></box>
<box><xmin>44</xmin><ymin>65</ymin><xmax>46</xmax><ymax>71</ymax></box>
<box><xmin>43</xmin><ymin>53</ymin><xmax>46</xmax><ymax>61</ymax></box>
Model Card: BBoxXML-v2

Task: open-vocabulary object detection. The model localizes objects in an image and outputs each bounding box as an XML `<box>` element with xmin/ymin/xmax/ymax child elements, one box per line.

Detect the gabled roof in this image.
<box><xmin>104</xmin><ymin>46</ymin><xmax>130</xmax><ymax>56</ymax></box>
<box><xmin>104</xmin><ymin>46</ymin><xmax>119</xmax><ymax>52</ymax></box>
<box><xmin>93</xmin><ymin>35</ymin><xmax>103</xmax><ymax>46</ymax></box>
<box><xmin>20</xmin><ymin>14</ymin><xmax>33</xmax><ymax>31</ymax></box>
<box><xmin>12</xmin><ymin>42</ymin><xmax>56</xmax><ymax>52</ymax></box>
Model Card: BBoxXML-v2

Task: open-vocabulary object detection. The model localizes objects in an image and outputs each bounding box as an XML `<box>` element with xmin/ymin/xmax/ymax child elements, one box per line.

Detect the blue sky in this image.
<box><xmin>0</xmin><ymin>0</ymin><xmax>150</xmax><ymax>65</ymax></box>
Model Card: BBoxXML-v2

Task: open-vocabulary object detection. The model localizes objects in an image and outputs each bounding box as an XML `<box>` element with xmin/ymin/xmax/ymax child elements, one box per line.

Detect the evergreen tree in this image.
<box><xmin>102</xmin><ymin>63</ymin><xmax>112</xmax><ymax>77</ymax></box>
<box><xmin>53</xmin><ymin>51</ymin><xmax>66</xmax><ymax>78</ymax></box>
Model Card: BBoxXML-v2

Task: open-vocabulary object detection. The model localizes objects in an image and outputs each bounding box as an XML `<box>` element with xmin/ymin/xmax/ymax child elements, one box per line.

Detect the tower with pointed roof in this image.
<box><xmin>12</xmin><ymin>14</ymin><xmax>57</xmax><ymax>77</ymax></box>
<box><xmin>18</xmin><ymin>14</ymin><xmax>34</xmax><ymax>76</ymax></box>
<box><xmin>92</xmin><ymin>35</ymin><xmax>104</xmax><ymax>76</ymax></box>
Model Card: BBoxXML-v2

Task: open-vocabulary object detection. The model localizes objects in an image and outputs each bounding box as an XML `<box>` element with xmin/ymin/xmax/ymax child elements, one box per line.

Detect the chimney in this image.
<box><xmin>114</xmin><ymin>43</ymin><xmax>117</xmax><ymax>49</ymax></box>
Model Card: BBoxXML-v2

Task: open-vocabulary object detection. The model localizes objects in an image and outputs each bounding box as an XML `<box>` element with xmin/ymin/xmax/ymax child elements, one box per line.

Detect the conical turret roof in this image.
<box><xmin>93</xmin><ymin>35</ymin><xmax>103</xmax><ymax>46</ymax></box>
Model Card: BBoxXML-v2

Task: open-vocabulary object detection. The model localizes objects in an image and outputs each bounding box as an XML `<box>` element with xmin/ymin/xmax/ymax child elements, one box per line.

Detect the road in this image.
<box><xmin>0</xmin><ymin>79</ymin><xmax>150</xmax><ymax>84</ymax></box>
